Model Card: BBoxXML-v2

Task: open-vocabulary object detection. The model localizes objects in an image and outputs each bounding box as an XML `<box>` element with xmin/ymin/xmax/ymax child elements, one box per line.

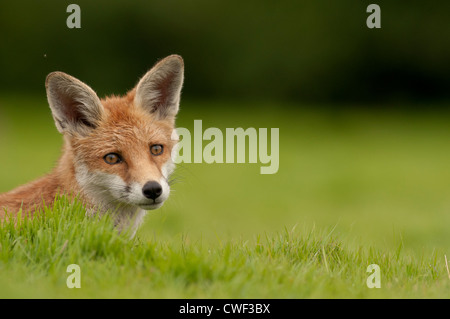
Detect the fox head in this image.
<box><xmin>45</xmin><ymin>55</ymin><xmax>184</xmax><ymax>217</ymax></box>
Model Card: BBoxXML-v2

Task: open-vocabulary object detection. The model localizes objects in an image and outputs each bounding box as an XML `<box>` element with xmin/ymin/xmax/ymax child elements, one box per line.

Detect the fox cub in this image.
<box><xmin>0</xmin><ymin>55</ymin><xmax>184</xmax><ymax>236</ymax></box>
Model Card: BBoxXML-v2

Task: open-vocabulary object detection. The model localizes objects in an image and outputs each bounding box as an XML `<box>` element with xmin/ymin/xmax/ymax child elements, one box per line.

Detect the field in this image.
<box><xmin>0</xmin><ymin>95</ymin><xmax>449</xmax><ymax>298</ymax></box>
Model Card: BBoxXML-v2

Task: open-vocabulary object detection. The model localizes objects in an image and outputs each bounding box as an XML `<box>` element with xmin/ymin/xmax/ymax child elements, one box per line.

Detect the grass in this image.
<box><xmin>1</xmin><ymin>196</ymin><xmax>448</xmax><ymax>298</ymax></box>
<box><xmin>0</xmin><ymin>95</ymin><xmax>450</xmax><ymax>298</ymax></box>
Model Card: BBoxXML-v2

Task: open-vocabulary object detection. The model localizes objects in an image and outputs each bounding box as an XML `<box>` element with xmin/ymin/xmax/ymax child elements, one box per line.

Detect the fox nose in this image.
<box><xmin>142</xmin><ymin>181</ymin><xmax>163</xmax><ymax>200</ymax></box>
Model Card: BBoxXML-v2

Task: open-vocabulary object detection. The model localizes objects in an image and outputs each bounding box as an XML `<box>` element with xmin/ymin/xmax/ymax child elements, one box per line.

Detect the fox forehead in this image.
<box><xmin>72</xmin><ymin>93</ymin><xmax>176</xmax><ymax>161</ymax></box>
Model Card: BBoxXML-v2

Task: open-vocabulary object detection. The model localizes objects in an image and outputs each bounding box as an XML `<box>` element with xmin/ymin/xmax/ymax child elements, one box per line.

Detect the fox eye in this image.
<box><xmin>150</xmin><ymin>144</ymin><xmax>164</xmax><ymax>156</ymax></box>
<box><xmin>104</xmin><ymin>153</ymin><xmax>122</xmax><ymax>165</ymax></box>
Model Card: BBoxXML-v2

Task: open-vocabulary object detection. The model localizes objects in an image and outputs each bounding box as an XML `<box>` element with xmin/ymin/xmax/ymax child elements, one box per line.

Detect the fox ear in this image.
<box><xmin>134</xmin><ymin>55</ymin><xmax>184</xmax><ymax>120</ymax></box>
<box><xmin>46</xmin><ymin>72</ymin><xmax>104</xmax><ymax>136</ymax></box>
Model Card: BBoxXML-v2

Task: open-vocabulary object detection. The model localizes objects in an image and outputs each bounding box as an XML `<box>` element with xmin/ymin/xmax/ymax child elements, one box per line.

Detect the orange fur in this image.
<box><xmin>0</xmin><ymin>55</ymin><xmax>184</xmax><ymax>235</ymax></box>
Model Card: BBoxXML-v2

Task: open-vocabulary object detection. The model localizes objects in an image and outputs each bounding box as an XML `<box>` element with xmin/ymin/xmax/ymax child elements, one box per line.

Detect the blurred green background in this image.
<box><xmin>0</xmin><ymin>0</ymin><xmax>449</xmax><ymax>103</ymax></box>
<box><xmin>0</xmin><ymin>1</ymin><xmax>449</xmax><ymax>254</ymax></box>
